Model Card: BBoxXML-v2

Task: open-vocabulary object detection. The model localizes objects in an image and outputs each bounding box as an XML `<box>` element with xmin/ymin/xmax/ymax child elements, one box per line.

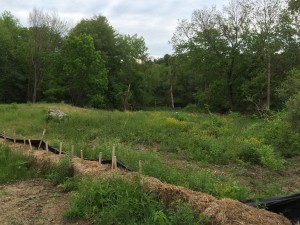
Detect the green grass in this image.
<box><xmin>63</xmin><ymin>175</ymin><xmax>209</xmax><ymax>225</ymax></box>
<box><xmin>0</xmin><ymin>144</ymin><xmax>36</xmax><ymax>183</ymax></box>
<box><xmin>0</xmin><ymin>143</ymin><xmax>73</xmax><ymax>185</ymax></box>
<box><xmin>0</xmin><ymin>103</ymin><xmax>298</xmax><ymax>200</ymax></box>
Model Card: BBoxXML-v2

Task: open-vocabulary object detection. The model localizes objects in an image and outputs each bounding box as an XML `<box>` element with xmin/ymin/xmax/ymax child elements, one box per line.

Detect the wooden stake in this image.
<box><xmin>139</xmin><ymin>160</ymin><xmax>142</xmax><ymax>175</ymax></box>
<box><xmin>112</xmin><ymin>144</ymin><xmax>116</xmax><ymax>157</ymax></box>
<box><xmin>114</xmin><ymin>156</ymin><xmax>117</xmax><ymax>169</ymax></box>
<box><xmin>13</xmin><ymin>131</ymin><xmax>16</xmax><ymax>143</ymax></box>
<box><xmin>46</xmin><ymin>142</ymin><xmax>49</xmax><ymax>154</ymax></box>
<box><xmin>38</xmin><ymin>129</ymin><xmax>46</xmax><ymax>150</ymax></box>
<box><xmin>59</xmin><ymin>142</ymin><xmax>62</xmax><ymax>156</ymax></box>
<box><xmin>112</xmin><ymin>156</ymin><xmax>117</xmax><ymax>170</ymax></box>
<box><xmin>28</xmin><ymin>139</ymin><xmax>32</xmax><ymax>151</ymax></box>
<box><xmin>23</xmin><ymin>138</ymin><xmax>26</xmax><ymax>145</ymax></box>
<box><xmin>99</xmin><ymin>152</ymin><xmax>102</xmax><ymax>165</ymax></box>
<box><xmin>80</xmin><ymin>150</ymin><xmax>83</xmax><ymax>160</ymax></box>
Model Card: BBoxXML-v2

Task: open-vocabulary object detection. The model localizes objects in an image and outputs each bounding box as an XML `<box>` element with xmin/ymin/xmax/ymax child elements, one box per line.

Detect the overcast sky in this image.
<box><xmin>1</xmin><ymin>0</ymin><xmax>228</xmax><ymax>57</ymax></box>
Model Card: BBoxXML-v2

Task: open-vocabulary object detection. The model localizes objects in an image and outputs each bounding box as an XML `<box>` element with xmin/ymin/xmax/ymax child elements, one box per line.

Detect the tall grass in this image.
<box><xmin>0</xmin><ymin>144</ymin><xmax>35</xmax><ymax>183</ymax></box>
<box><xmin>0</xmin><ymin>103</ymin><xmax>291</xmax><ymax>199</ymax></box>
<box><xmin>0</xmin><ymin>143</ymin><xmax>74</xmax><ymax>185</ymax></box>
<box><xmin>64</xmin><ymin>175</ymin><xmax>209</xmax><ymax>225</ymax></box>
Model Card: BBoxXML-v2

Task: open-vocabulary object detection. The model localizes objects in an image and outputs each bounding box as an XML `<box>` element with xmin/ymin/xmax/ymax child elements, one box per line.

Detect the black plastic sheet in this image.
<box><xmin>0</xmin><ymin>133</ymin><xmax>132</xmax><ymax>171</ymax></box>
<box><xmin>243</xmin><ymin>193</ymin><xmax>300</xmax><ymax>224</ymax></box>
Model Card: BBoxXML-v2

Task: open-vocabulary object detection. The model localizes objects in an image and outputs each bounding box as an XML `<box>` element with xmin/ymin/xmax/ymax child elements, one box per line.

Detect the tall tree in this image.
<box><xmin>0</xmin><ymin>11</ymin><xmax>29</xmax><ymax>103</ymax></box>
<box><xmin>59</xmin><ymin>34</ymin><xmax>108</xmax><ymax>107</ymax></box>
<box><xmin>250</xmin><ymin>0</ymin><xmax>284</xmax><ymax>110</ymax></box>
<box><xmin>28</xmin><ymin>8</ymin><xmax>67</xmax><ymax>102</ymax></box>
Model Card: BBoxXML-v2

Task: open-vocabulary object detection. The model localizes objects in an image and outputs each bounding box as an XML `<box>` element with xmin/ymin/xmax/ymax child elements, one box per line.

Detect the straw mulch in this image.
<box><xmin>142</xmin><ymin>176</ymin><xmax>291</xmax><ymax>225</ymax></box>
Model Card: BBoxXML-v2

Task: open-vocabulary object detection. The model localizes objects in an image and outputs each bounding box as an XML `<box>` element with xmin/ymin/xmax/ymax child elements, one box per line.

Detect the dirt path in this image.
<box><xmin>0</xmin><ymin>179</ymin><xmax>89</xmax><ymax>225</ymax></box>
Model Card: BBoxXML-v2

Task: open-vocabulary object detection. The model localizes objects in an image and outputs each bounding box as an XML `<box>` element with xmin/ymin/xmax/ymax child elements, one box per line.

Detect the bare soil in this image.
<box><xmin>0</xmin><ymin>179</ymin><xmax>89</xmax><ymax>225</ymax></box>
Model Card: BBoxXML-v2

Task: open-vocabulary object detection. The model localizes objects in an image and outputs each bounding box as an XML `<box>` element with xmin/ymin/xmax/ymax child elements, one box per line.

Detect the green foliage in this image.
<box><xmin>0</xmin><ymin>144</ymin><xmax>33</xmax><ymax>183</ymax></box>
<box><xmin>48</xmin><ymin>156</ymin><xmax>73</xmax><ymax>185</ymax></box>
<box><xmin>59</xmin><ymin>34</ymin><xmax>108</xmax><ymax>107</ymax></box>
<box><xmin>286</xmin><ymin>91</ymin><xmax>300</xmax><ymax>132</ymax></box>
<box><xmin>238</xmin><ymin>138</ymin><xmax>284</xmax><ymax>170</ymax></box>
<box><xmin>263</xmin><ymin>112</ymin><xmax>300</xmax><ymax>157</ymax></box>
<box><xmin>277</xmin><ymin>69</ymin><xmax>300</xmax><ymax>103</ymax></box>
<box><xmin>167</xmin><ymin>200</ymin><xmax>209</xmax><ymax>225</ymax></box>
<box><xmin>0</xmin><ymin>103</ymin><xmax>292</xmax><ymax>199</ymax></box>
<box><xmin>64</xmin><ymin>176</ymin><xmax>205</xmax><ymax>225</ymax></box>
<box><xmin>0</xmin><ymin>144</ymin><xmax>54</xmax><ymax>183</ymax></box>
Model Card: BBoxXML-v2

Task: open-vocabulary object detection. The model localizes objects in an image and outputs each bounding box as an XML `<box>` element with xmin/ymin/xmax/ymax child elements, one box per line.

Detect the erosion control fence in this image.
<box><xmin>242</xmin><ymin>194</ymin><xmax>300</xmax><ymax>224</ymax></box>
<box><xmin>0</xmin><ymin>132</ymin><xmax>131</xmax><ymax>171</ymax></box>
<box><xmin>0</xmin><ymin>132</ymin><xmax>299</xmax><ymax>224</ymax></box>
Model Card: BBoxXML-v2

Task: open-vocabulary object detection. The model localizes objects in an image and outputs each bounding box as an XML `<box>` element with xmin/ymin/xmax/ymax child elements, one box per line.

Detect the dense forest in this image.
<box><xmin>0</xmin><ymin>0</ymin><xmax>299</xmax><ymax>113</ymax></box>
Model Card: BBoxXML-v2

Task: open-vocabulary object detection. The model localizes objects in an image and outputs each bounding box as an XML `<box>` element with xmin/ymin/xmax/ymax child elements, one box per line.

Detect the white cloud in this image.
<box><xmin>1</xmin><ymin>0</ymin><xmax>228</xmax><ymax>57</ymax></box>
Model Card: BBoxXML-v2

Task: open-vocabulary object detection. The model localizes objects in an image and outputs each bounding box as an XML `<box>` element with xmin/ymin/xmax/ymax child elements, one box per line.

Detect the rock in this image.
<box><xmin>48</xmin><ymin>109</ymin><xmax>66</xmax><ymax>119</ymax></box>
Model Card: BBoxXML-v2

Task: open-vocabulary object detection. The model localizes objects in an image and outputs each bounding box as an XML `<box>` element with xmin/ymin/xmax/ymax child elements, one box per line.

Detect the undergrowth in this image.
<box><xmin>64</xmin><ymin>175</ymin><xmax>209</xmax><ymax>225</ymax></box>
<box><xmin>0</xmin><ymin>103</ymin><xmax>298</xmax><ymax>199</ymax></box>
<box><xmin>0</xmin><ymin>143</ymin><xmax>73</xmax><ymax>185</ymax></box>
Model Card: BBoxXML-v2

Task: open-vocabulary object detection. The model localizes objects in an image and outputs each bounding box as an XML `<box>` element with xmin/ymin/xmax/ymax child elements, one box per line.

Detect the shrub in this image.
<box><xmin>238</xmin><ymin>138</ymin><xmax>284</xmax><ymax>170</ymax></box>
<box><xmin>263</xmin><ymin>112</ymin><xmax>300</xmax><ymax>157</ymax></box>
<box><xmin>286</xmin><ymin>91</ymin><xmax>300</xmax><ymax>132</ymax></box>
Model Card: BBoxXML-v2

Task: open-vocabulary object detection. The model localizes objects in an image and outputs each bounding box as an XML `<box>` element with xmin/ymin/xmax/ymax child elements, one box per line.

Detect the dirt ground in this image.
<box><xmin>0</xmin><ymin>179</ymin><xmax>89</xmax><ymax>225</ymax></box>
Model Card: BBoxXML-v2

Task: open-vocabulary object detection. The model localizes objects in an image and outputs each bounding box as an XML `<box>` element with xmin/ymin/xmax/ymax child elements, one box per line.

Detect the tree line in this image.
<box><xmin>0</xmin><ymin>0</ymin><xmax>299</xmax><ymax>113</ymax></box>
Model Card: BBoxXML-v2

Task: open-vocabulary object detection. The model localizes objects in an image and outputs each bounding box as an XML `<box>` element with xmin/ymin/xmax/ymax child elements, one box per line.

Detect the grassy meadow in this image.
<box><xmin>0</xmin><ymin>103</ymin><xmax>299</xmax><ymax>224</ymax></box>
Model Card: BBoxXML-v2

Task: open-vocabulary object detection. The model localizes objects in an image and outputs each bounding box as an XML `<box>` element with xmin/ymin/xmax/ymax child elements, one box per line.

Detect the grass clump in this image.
<box><xmin>64</xmin><ymin>176</ymin><xmax>207</xmax><ymax>225</ymax></box>
<box><xmin>48</xmin><ymin>156</ymin><xmax>73</xmax><ymax>185</ymax></box>
<box><xmin>0</xmin><ymin>144</ymin><xmax>35</xmax><ymax>183</ymax></box>
<box><xmin>0</xmin><ymin>143</ymin><xmax>74</xmax><ymax>185</ymax></box>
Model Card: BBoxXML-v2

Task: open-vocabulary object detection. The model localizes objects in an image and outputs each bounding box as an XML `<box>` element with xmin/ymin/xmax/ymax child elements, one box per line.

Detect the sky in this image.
<box><xmin>1</xmin><ymin>0</ymin><xmax>228</xmax><ymax>57</ymax></box>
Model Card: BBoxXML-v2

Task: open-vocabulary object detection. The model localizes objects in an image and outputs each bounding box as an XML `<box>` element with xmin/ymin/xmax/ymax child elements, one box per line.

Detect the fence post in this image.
<box><xmin>80</xmin><ymin>150</ymin><xmax>83</xmax><ymax>161</ymax></box>
<box><xmin>113</xmin><ymin>156</ymin><xmax>117</xmax><ymax>170</ymax></box>
<box><xmin>28</xmin><ymin>139</ymin><xmax>32</xmax><ymax>151</ymax></box>
<box><xmin>38</xmin><ymin>129</ymin><xmax>46</xmax><ymax>150</ymax></box>
<box><xmin>46</xmin><ymin>142</ymin><xmax>49</xmax><ymax>154</ymax></box>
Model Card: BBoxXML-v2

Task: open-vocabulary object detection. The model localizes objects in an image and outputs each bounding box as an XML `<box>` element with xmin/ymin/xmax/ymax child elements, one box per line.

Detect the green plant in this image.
<box><xmin>48</xmin><ymin>156</ymin><xmax>73</xmax><ymax>185</ymax></box>
<box><xmin>0</xmin><ymin>144</ymin><xmax>53</xmax><ymax>183</ymax></box>
<box><xmin>168</xmin><ymin>200</ymin><xmax>209</xmax><ymax>225</ymax></box>
<box><xmin>286</xmin><ymin>91</ymin><xmax>300</xmax><ymax>132</ymax></box>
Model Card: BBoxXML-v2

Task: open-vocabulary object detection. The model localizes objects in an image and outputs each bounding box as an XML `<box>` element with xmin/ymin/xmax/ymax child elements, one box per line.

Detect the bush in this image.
<box><xmin>238</xmin><ymin>138</ymin><xmax>284</xmax><ymax>170</ymax></box>
<box><xmin>263</xmin><ymin>112</ymin><xmax>300</xmax><ymax>157</ymax></box>
<box><xmin>286</xmin><ymin>91</ymin><xmax>300</xmax><ymax>132</ymax></box>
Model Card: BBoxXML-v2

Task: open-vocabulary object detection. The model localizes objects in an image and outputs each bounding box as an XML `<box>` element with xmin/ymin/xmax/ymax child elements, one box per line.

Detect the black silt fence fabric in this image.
<box><xmin>0</xmin><ymin>133</ymin><xmax>131</xmax><ymax>171</ymax></box>
<box><xmin>242</xmin><ymin>193</ymin><xmax>300</xmax><ymax>224</ymax></box>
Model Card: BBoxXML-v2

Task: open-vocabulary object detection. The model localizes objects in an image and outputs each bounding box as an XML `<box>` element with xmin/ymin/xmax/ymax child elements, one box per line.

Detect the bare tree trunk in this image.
<box><xmin>32</xmin><ymin>61</ymin><xmax>38</xmax><ymax>103</ymax></box>
<box><xmin>124</xmin><ymin>84</ymin><xmax>131</xmax><ymax>111</ymax></box>
<box><xmin>267</xmin><ymin>54</ymin><xmax>271</xmax><ymax>110</ymax></box>
<box><xmin>170</xmin><ymin>83</ymin><xmax>174</xmax><ymax>110</ymax></box>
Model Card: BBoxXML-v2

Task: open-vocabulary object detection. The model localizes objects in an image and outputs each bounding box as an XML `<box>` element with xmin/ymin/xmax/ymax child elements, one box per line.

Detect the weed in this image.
<box><xmin>48</xmin><ymin>156</ymin><xmax>73</xmax><ymax>185</ymax></box>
